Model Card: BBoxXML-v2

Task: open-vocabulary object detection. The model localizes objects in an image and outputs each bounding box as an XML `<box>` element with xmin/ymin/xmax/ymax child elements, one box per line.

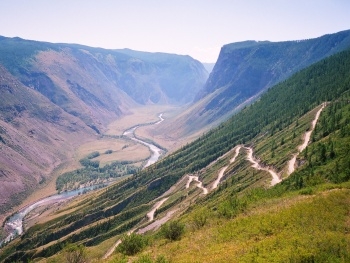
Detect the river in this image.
<box><xmin>0</xmin><ymin>184</ymin><xmax>106</xmax><ymax>246</ymax></box>
<box><xmin>1</xmin><ymin>113</ymin><xmax>165</xmax><ymax>246</ymax></box>
<box><xmin>122</xmin><ymin>113</ymin><xmax>164</xmax><ymax>168</ymax></box>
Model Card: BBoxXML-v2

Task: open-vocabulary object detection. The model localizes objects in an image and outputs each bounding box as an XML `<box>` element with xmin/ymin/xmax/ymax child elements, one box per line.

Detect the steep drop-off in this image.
<box><xmin>0</xmin><ymin>37</ymin><xmax>208</xmax><ymax>223</ymax></box>
<box><xmin>2</xmin><ymin>44</ymin><xmax>349</xmax><ymax>262</ymax></box>
<box><xmin>163</xmin><ymin>29</ymin><xmax>350</xmax><ymax>136</ymax></box>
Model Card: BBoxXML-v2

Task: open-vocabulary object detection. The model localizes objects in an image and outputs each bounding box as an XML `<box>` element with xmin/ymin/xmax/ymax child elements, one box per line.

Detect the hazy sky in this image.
<box><xmin>1</xmin><ymin>0</ymin><xmax>349</xmax><ymax>62</ymax></box>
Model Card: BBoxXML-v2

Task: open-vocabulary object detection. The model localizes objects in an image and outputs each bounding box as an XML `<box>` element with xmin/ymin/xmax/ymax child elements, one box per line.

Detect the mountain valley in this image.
<box><xmin>0</xmin><ymin>37</ymin><xmax>208</xmax><ymax>225</ymax></box>
<box><xmin>161</xmin><ymin>30</ymin><xmax>350</xmax><ymax>137</ymax></box>
<box><xmin>1</xmin><ymin>30</ymin><xmax>350</xmax><ymax>262</ymax></box>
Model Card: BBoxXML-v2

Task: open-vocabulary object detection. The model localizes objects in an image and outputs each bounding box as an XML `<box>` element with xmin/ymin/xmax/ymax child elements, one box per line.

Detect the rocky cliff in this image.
<box><xmin>176</xmin><ymin>30</ymin><xmax>350</xmax><ymax>135</ymax></box>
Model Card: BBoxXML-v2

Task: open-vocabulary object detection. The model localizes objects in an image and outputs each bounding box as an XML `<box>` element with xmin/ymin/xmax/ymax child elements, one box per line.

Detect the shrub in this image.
<box><xmin>134</xmin><ymin>254</ymin><xmax>153</xmax><ymax>263</ymax></box>
<box><xmin>299</xmin><ymin>187</ymin><xmax>314</xmax><ymax>195</ymax></box>
<box><xmin>64</xmin><ymin>243</ymin><xmax>86</xmax><ymax>263</ymax></box>
<box><xmin>109</xmin><ymin>254</ymin><xmax>128</xmax><ymax>263</ymax></box>
<box><xmin>154</xmin><ymin>255</ymin><xmax>170</xmax><ymax>263</ymax></box>
<box><xmin>105</xmin><ymin>149</ymin><xmax>113</xmax><ymax>154</ymax></box>
<box><xmin>134</xmin><ymin>254</ymin><xmax>170</xmax><ymax>263</ymax></box>
<box><xmin>117</xmin><ymin>233</ymin><xmax>147</xmax><ymax>256</ymax></box>
<box><xmin>87</xmin><ymin>151</ymin><xmax>100</xmax><ymax>159</ymax></box>
<box><xmin>218</xmin><ymin>195</ymin><xmax>247</xmax><ymax>219</ymax></box>
<box><xmin>161</xmin><ymin>220</ymin><xmax>185</xmax><ymax>241</ymax></box>
<box><xmin>191</xmin><ymin>208</ymin><xmax>208</xmax><ymax>230</ymax></box>
<box><xmin>79</xmin><ymin>158</ymin><xmax>100</xmax><ymax>168</ymax></box>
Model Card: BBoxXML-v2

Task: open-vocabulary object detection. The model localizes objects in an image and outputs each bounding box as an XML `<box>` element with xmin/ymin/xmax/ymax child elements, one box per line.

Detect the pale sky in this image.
<box><xmin>0</xmin><ymin>0</ymin><xmax>349</xmax><ymax>62</ymax></box>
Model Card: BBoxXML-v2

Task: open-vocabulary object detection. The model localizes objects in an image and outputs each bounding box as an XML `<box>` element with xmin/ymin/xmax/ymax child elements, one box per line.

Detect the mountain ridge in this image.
<box><xmin>0</xmin><ymin>37</ymin><xmax>208</xmax><ymax>223</ymax></box>
<box><xmin>164</xmin><ymin>29</ymin><xmax>350</xmax><ymax>137</ymax></box>
<box><xmin>1</xmin><ymin>43</ymin><xmax>349</xmax><ymax>262</ymax></box>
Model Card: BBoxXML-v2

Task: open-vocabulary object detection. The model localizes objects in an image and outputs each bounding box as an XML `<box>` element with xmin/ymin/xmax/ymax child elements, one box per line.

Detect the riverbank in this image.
<box><xmin>1</xmin><ymin>108</ymin><xmax>170</xmax><ymax>247</ymax></box>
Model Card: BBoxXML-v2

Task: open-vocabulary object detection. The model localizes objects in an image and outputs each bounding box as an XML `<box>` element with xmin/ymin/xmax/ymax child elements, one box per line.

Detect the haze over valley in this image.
<box><xmin>1</xmin><ymin>1</ymin><xmax>350</xmax><ymax>262</ymax></box>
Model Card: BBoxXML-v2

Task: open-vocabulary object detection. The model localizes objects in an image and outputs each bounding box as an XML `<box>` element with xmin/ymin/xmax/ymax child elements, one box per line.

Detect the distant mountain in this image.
<box><xmin>0</xmin><ymin>37</ymin><xmax>208</xmax><ymax>219</ymax></box>
<box><xmin>169</xmin><ymin>30</ymin><xmax>350</xmax><ymax>136</ymax></box>
<box><xmin>3</xmin><ymin>42</ymin><xmax>350</xmax><ymax>263</ymax></box>
<box><xmin>0</xmin><ymin>37</ymin><xmax>208</xmax><ymax>130</ymax></box>
<box><xmin>202</xmin><ymin>62</ymin><xmax>215</xmax><ymax>73</ymax></box>
<box><xmin>115</xmin><ymin>49</ymin><xmax>209</xmax><ymax>104</ymax></box>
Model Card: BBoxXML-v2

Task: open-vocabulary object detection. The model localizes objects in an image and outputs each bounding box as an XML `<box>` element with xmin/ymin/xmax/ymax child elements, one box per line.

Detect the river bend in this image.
<box><xmin>1</xmin><ymin>114</ymin><xmax>165</xmax><ymax>246</ymax></box>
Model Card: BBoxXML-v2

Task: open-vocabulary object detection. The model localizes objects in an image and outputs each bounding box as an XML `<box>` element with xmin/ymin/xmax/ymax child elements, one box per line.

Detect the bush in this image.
<box><xmin>161</xmin><ymin>220</ymin><xmax>185</xmax><ymax>241</ymax></box>
<box><xmin>134</xmin><ymin>254</ymin><xmax>170</xmax><ymax>263</ymax></box>
<box><xmin>109</xmin><ymin>254</ymin><xmax>128</xmax><ymax>263</ymax></box>
<box><xmin>134</xmin><ymin>255</ymin><xmax>153</xmax><ymax>263</ymax></box>
<box><xmin>299</xmin><ymin>187</ymin><xmax>314</xmax><ymax>195</ymax></box>
<box><xmin>79</xmin><ymin>158</ymin><xmax>100</xmax><ymax>168</ymax></box>
<box><xmin>105</xmin><ymin>149</ymin><xmax>113</xmax><ymax>154</ymax></box>
<box><xmin>117</xmin><ymin>233</ymin><xmax>147</xmax><ymax>256</ymax></box>
<box><xmin>87</xmin><ymin>151</ymin><xmax>100</xmax><ymax>159</ymax></box>
<box><xmin>191</xmin><ymin>208</ymin><xmax>208</xmax><ymax>230</ymax></box>
<box><xmin>218</xmin><ymin>195</ymin><xmax>247</xmax><ymax>219</ymax></box>
<box><xmin>64</xmin><ymin>243</ymin><xmax>86</xmax><ymax>263</ymax></box>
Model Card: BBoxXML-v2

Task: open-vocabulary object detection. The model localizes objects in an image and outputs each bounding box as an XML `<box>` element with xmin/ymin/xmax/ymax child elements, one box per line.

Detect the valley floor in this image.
<box><xmin>1</xmin><ymin>104</ymin><xmax>187</xmax><ymax>234</ymax></box>
<box><xmin>3</xmin><ymin>97</ymin><xmax>349</xmax><ymax>263</ymax></box>
<box><xmin>105</xmin><ymin>104</ymin><xmax>187</xmax><ymax>153</ymax></box>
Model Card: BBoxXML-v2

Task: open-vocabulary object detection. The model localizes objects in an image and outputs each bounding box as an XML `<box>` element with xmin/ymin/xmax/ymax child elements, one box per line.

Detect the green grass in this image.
<box><xmin>103</xmin><ymin>93</ymin><xmax>350</xmax><ymax>263</ymax></box>
<box><xmin>127</xmin><ymin>188</ymin><xmax>350</xmax><ymax>263</ymax></box>
<box><xmin>3</xmin><ymin>45</ymin><xmax>350</xmax><ymax>263</ymax></box>
<box><xmin>253</xmin><ymin>106</ymin><xmax>319</xmax><ymax>172</ymax></box>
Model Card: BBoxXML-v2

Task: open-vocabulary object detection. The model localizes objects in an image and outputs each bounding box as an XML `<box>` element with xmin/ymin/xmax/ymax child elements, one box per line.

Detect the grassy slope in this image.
<box><xmin>102</xmin><ymin>50</ymin><xmax>350</xmax><ymax>262</ymax></box>
<box><xmin>131</xmin><ymin>187</ymin><xmax>350</xmax><ymax>263</ymax></box>
<box><xmin>107</xmin><ymin>85</ymin><xmax>350</xmax><ymax>263</ymax></box>
<box><xmin>2</xmin><ymin>49</ymin><xmax>350</xmax><ymax>262</ymax></box>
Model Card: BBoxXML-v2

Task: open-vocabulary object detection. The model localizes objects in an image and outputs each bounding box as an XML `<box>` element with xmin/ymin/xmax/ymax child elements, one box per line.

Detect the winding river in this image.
<box><xmin>1</xmin><ymin>114</ymin><xmax>165</xmax><ymax>246</ymax></box>
<box><xmin>123</xmin><ymin>113</ymin><xmax>164</xmax><ymax>168</ymax></box>
<box><xmin>0</xmin><ymin>184</ymin><xmax>106</xmax><ymax>246</ymax></box>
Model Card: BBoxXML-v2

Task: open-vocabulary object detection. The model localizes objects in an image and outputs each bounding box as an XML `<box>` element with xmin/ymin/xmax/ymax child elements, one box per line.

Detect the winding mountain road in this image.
<box><xmin>103</xmin><ymin>104</ymin><xmax>327</xmax><ymax>259</ymax></box>
<box><xmin>186</xmin><ymin>175</ymin><xmax>208</xmax><ymax>194</ymax></box>
<box><xmin>245</xmin><ymin>147</ymin><xmax>281</xmax><ymax>186</ymax></box>
<box><xmin>103</xmin><ymin>229</ymin><xmax>134</xmax><ymax>259</ymax></box>
<box><xmin>137</xmin><ymin>210</ymin><xmax>177</xmax><ymax>234</ymax></box>
<box><xmin>103</xmin><ymin>196</ymin><xmax>171</xmax><ymax>259</ymax></box>
<box><xmin>146</xmin><ymin>198</ymin><xmax>168</xmax><ymax>221</ymax></box>
<box><xmin>212</xmin><ymin>146</ymin><xmax>241</xmax><ymax>190</ymax></box>
<box><xmin>287</xmin><ymin>103</ymin><xmax>325</xmax><ymax>175</ymax></box>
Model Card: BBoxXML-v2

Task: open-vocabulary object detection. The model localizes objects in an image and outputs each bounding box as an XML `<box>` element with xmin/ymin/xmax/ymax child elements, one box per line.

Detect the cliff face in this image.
<box><xmin>183</xmin><ymin>30</ymin><xmax>350</xmax><ymax>133</ymax></box>
<box><xmin>115</xmin><ymin>49</ymin><xmax>209</xmax><ymax>104</ymax></box>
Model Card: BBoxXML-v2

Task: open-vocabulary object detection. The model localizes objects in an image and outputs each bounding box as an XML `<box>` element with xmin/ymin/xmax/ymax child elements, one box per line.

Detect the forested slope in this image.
<box><xmin>136</xmin><ymin>63</ymin><xmax>350</xmax><ymax>262</ymax></box>
<box><xmin>1</xmin><ymin>47</ymin><xmax>350</xmax><ymax>262</ymax></box>
<box><xmin>167</xmin><ymin>29</ymin><xmax>350</xmax><ymax>137</ymax></box>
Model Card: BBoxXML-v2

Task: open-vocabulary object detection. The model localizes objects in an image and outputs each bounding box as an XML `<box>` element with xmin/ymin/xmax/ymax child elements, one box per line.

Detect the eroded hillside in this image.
<box><xmin>1</xmin><ymin>45</ymin><xmax>349</xmax><ymax>262</ymax></box>
<box><xmin>0</xmin><ymin>37</ymin><xmax>208</xmax><ymax>224</ymax></box>
<box><xmin>0</xmin><ymin>65</ymin><xmax>95</xmax><ymax>223</ymax></box>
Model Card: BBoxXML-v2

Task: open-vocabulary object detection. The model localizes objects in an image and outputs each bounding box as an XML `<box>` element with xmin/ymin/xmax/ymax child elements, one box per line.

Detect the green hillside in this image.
<box><xmin>182</xmin><ymin>30</ymin><xmax>350</xmax><ymax>135</ymax></box>
<box><xmin>1</xmin><ymin>48</ymin><xmax>350</xmax><ymax>262</ymax></box>
<box><xmin>106</xmin><ymin>49</ymin><xmax>350</xmax><ymax>262</ymax></box>
<box><xmin>129</xmin><ymin>90</ymin><xmax>350</xmax><ymax>262</ymax></box>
